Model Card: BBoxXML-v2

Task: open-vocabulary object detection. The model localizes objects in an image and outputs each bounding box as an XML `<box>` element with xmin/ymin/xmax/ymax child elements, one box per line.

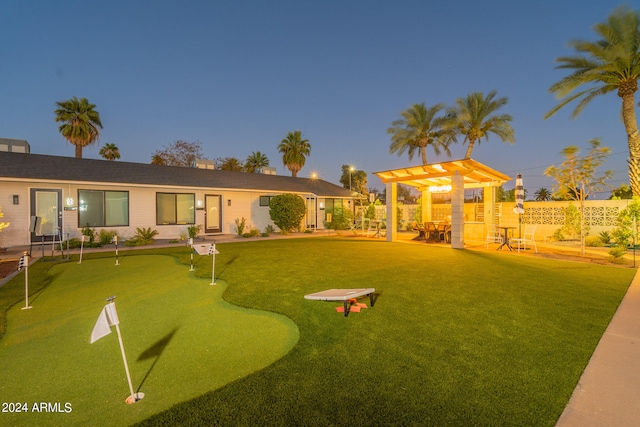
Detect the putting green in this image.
<box><xmin>0</xmin><ymin>255</ymin><xmax>299</xmax><ymax>426</ymax></box>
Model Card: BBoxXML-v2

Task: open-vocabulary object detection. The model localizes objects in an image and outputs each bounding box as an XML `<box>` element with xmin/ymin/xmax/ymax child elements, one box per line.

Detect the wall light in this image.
<box><xmin>196</xmin><ymin>199</ymin><xmax>203</xmax><ymax>208</ymax></box>
<box><xmin>12</xmin><ymin>195</ymin><xmax>19</xmax><ymax>205</ymax></box>
<box><xmin>227</xmin><ymin>199</ymin><xmax>231</xmax><ymax>206</ymax></box>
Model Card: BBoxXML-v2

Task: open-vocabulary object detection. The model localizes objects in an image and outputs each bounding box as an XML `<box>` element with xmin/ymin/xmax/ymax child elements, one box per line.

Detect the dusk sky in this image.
<box><xmin>0</xmin><ymin>1</ymin><xmax>632</xmax><ymax>198</ymax></box>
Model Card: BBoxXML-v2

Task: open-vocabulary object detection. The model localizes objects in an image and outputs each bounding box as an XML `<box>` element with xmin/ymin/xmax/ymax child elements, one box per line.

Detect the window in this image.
<box><xmin>259</xmin><ymin>196</ymin><xmax>273</xmax><ymax>207</ymax></box>
<box><xmin>156</xmin><ymin>193</ymin><xmax>195</xmax><ymax>225</ymax></box>
<box><xmin>78</xmin><ymin>190</ymin><xmax>129</xmax><ymax>227</ymax></box>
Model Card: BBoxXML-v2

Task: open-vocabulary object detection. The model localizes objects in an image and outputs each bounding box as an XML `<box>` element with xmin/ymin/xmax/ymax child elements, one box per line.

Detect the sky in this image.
<box><xmin>0</xmin><ymin>0</ymin><xmax>633</xmax><ymax>198</ymax></box>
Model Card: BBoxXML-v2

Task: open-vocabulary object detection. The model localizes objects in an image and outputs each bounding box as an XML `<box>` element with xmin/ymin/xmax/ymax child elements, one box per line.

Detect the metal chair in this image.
<box><xmin>511</xmin><ymin>225</ymin><xmax>538</xmax><ymax>253</ymax></box>
<box><xmin>485</xmin><ymin>224</ymin><xmax>503</xmax><ymax>248</ymax></box>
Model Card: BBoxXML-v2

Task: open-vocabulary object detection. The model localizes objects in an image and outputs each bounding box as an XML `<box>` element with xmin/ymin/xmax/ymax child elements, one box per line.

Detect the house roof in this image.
<box><xmin>374</xmin><ymin>158</ymin><xmax>511</xmax><ymax>190</ymax></box>
<box><xmin>0</xmin><ymin>152</ymin><xmax>352</xmax><ymax>198</ymax></box>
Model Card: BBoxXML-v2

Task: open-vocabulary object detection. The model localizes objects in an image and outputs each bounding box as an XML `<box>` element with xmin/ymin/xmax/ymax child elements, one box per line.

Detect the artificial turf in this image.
<box><xmin>0</xmin><ymin>237</ymin><xmax>636</xmax><ymax>426</ymax></box>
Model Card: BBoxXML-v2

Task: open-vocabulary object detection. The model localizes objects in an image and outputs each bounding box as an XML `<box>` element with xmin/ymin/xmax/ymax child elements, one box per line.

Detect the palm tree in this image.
<box><xmin>387</xmin><ymin>102</ymin><xmax>453</xmax><ymax>165</ymax></box>
<box><xmin>534</xmin><ymin>188</ymin><xmax>552</xmax><ymax>201</ymax></box>
<box><xmin>54</xmin><ymin>96</ymin><xmax>102</xmax><ymax>158</ymax></box>
<box><xmin>278</xmin><ymin>130</ymin><xmax>311</xmax><ymax>177</ymax></box>
<box><xmin>545</xmin><ymin>6</ymin><xmax>640</xmax><ymax>196</ymax></box>
<box><xmin>245</xmin><ymin>151</ymin><xmax>269</xmax><ymax>173</ymax></box>
<box><xmin>448</xmin><ymin>91</ymin><xmax>515</xmax><ymax>159</ymax></box>
<box><xmin>99</xmin><ymin>143</ymin><xmax>120</xmax><ymax>161</ymax></box>
<box><xmin>220</xmin><ymin>157</ymin><xmax>244</xmax><ymax>171</ymax></box>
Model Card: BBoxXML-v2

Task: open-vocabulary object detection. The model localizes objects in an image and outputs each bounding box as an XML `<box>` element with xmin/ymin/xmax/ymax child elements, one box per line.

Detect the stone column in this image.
<box><xmin>483</xmin><ymin>186</ymin><xmax>495</xmax><ymax>233</ymax></box>
<box><xmin>450</xmin><ymin>172</ymin><xmax>465</xmax><ymax>249</ymax></box>
<box><xmin>422</xmin><ymin>189</ymin><xmax>432</xmax><ymax>223</ymax></box>
<box><xmin>386</xmin><ymin>181</ymin><xmax>397</xmax><ymax>242</ymax></box>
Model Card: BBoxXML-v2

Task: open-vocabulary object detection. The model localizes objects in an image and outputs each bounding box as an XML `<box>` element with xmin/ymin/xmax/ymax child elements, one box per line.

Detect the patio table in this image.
<box><xmin>496</xmin><ymin>226</ymin><xmax>516</xmax><ymax>251</ymax></box>
<box><xmin>304</xmin><ymin>288</ymin><xmax>376</xmax><ymax>317</ymax></box>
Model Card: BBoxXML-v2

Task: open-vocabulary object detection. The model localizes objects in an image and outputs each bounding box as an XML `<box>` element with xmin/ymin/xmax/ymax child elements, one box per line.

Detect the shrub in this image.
<box><xmin>552</xmin><ymin>229</ymin><xmax>565</xmax><ymax>241</ymax></box>
<box><xmin>608</xmin><ymin>245</ymin><xmax>627</xmax><ymax>259</ymax></box>
<box><xmin>599</xmin><ymin>231</ymin><xmax>612</xmax><ymax>245</ymax></box>
<box><xmin>124</xmin><ymin>227</ymin><xmax>158</xmax><ymax>246</ymax></box>
<box><xmin>264</xmin><ymin>224</ymin><xmax>275</xmax><ymax>234</ymax></box>
<box><xmin>261</xmin><ymin>232</ymin><xmax>269</xmax><ymax>237</ymax></box>
<box><xmin>324</xmin><ymin>204</ymin><xmax>354</xmax><ymax>231</ymax></box>
<box><xmin>585</xmin><ymin>236</ymin><xmax>603</xmax><ymax>247</ymax></box>
<box><xmin>187</xmin><ymin>224</ymin><xmax>202</xmax><ymax>239</ymax></box>
<box><xmin>249</xmin><ymin>228</ymin><xmax>260</xmax><ymax>237</ymax></box>
<box><xmin>98</xmin><ymin>229</ymin><xmax>117</xmax><ymax>245</ymax></box>
<box><xmin>81</xmin><ymin>224</ymin><xmax>101</xmax><ymax>247</ymax></box>
<box><xmin>269</xmin><ymin>194</ymin><xmax>306</xmax><ymax>234</ymax></box>
<box><xmin>235</xmin><ymin>217</ymin><xmax>246</xmax><ymax>236</ymax></box>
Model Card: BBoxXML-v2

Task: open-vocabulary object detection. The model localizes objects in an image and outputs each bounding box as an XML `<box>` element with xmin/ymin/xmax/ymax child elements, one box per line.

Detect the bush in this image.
<box><xmin>269</xmin><ymin>194</ymin><xmax>306</xmax><ymax>234</ymax></box>
<box><xmin>264</xmin><ymin>224</ymin><xmax>275</xmax><ymax>234</ymax></box>
<box><xmin>599</xmin><ymin>231</ymin><xmax>612</xmax><ymax>245</ymax></box>
<box><xmin>324</xmin><ymin>205</ymin><xmax>354</xmax><ymax>230</ymax></box>
<box><xmin>98</xmin><ymin>229</ymin><xmax>117</xmax><ymax>245</ymax></box>
<box><xmin>81</xmin><ymin>224</ymin><xmax>101</xmax><ymax>247</ymax></box>
<box><xmin>585</xmin><ymin>236</ymin><xmax>604</xmax><ymax>247</ymax></box>
<box><xmin>235</xmin><ymin>217</ymin><xmax>246</xmax><ymax>236</ymax></box>
<box><xmin>608</xmin><ymin>245</ymin><xmax>627</xmax><ymax>259</ymax></box>
<box><xmin>124</xmin><ymin>227</ymin><xmax>158</xmax><ymax>246</ymax></box>
<box><xmin>187</xmin><ymin>224</ymin><xmax>202</xmax><ymax>239</ymax></box>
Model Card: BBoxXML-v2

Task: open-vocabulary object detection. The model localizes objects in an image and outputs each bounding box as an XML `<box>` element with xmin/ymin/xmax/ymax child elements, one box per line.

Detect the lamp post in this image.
<box><xmin>349</xmin><ymin>166</ymin><xmax>355</xmax><ymax>192</ymax></box>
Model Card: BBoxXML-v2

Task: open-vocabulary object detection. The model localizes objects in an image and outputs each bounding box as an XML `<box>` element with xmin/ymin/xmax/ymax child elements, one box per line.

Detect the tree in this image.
<box><xmin>610</xmin><ymin>183</ymin><xmax>633</xmax><ymax>199</ymax></box>
<box><xmin>448</xmin><ymin>91</ymin><xmax>515</xmax><ymax>158</ymax></box>
<box><xmin>245</xmin><ymin>151</ymin><xmax>269</xmax><ymax>173</ymax></box>
<box><xmin>151</xmin><ymin>140</ymin><xmax>206</xmax><ymax>167</ymax></box>
<box><xmin>0</xmin><ymin>206</ymin><xmax>9</xmax><ymax>235</ymax></box>
<box><xmin>339</xmin><ymin>165</ymin><xmax>369</xmax><ymax>197</ymax></box>
<box><xmin>219</xmin><ymin>157</ymin><xmax>244</xmax><ymax>171</ymax></box>
<box><xmin>269</xmin><ymin>193</ymin><xmax>306</xmax><ymax>233</ymax></box>
<box><xmin>278</xmin><ymin>130</ymin><xmax>311</xmax><ymax>177</ymax></box>
<box><xmin>545</xmin><ymin>6</ymin><xmax>640</xmax><ymax>196</ymax></box>
<box><xmin>54</xmin><ymin>96</ymin><xmax>103</xmax><ymax>158</ymax></box>
<box><xmin>387</xmin><ymin>102</ymin><xmax>453</xmax><ymax>165</ymax></box>
<box><xmin>544</xmin><ymin>138</ymin><xmax>613</xmax><ymax>255</ymax></box>
<box><xmin>534</xmin><ymin>188</ymin><xmax>552</xmax><ymax>201</ymax></box>
<box><xmin>99</xmin><ymin>143</ymin><xmax>120</xmax><ymax>161</ymax></box>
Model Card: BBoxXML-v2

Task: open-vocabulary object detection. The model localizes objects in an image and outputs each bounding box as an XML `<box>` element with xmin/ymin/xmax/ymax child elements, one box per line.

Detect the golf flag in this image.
<box><xmin>90</xmin><ymin>302</ymin><xmax>120</xmax><ymax>343</ymax></box>
<box><xmin>17</xmin><ymin>255</ymin><xmax>26</xmax><ymax>271</ymax></box>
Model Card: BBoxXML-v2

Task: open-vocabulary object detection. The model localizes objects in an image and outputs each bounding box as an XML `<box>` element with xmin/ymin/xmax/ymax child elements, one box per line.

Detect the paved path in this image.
<box><xmin>556</xmin><ymin>267</ymin><xmax>640</xmax><ymax>426</ymax></box>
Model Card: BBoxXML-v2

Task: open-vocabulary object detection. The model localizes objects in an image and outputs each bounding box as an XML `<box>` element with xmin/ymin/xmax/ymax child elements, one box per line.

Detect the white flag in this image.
<box><xmin>90</xmin><ymin>302</ymin><xmax>120</xmax><ymax>343</ymax></box>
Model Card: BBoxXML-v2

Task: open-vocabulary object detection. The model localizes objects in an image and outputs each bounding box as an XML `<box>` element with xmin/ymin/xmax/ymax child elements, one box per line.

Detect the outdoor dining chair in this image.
<box><xmin>411</xmin><ymin>221</ymin><xmax>426</xmax><ymax>240</ymax></box>
<box><xmin>511</xmin><ymin>225</ymin><xmax>538</xmax><ymax>253</ymax></box>
<box><xmin>424</xmin><ymin>222</ymin><xmax>440</xmax><ymax>242</ymax></box>
<box><xmin>485</xmin><ymin>224</ymin><xmax>503</xmax><ymax>248</ymax></box>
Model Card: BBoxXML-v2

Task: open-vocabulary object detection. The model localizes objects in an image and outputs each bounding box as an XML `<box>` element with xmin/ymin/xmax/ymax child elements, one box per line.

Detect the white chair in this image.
<box><xmin>485</xmin><ymin>224</ymin><xmax>503</xmax><ymax>248</ymax></box>
<box><xmin>511</xmin><ymin>225</ymin><xmax>537</xmax><ymax>253</ymax></box>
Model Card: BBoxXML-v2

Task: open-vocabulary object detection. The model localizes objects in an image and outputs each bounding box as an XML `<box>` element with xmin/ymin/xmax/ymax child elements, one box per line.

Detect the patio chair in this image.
<box><xmin>485</xmin><ymin>224</ymin><xmax>503</xmax><ymax>248</ymax></box>
<box><xmin>424</xmin><ymin>222</ymin><xmax>440</xmax><ymax>242</ymax></box>
<box><xmin>439</xmin><ymin>223</ymin><xmax>451</xmax><ymax>243</ymax></box>
<box><xmin>411</xmin><ymin>221</ymin><xmax>426</xmax><ymax>241</ymax></box>
<box><xmin>511</xmin><ymin>225</ymin><xmax>537</xmax><ymax>253</ymax></box>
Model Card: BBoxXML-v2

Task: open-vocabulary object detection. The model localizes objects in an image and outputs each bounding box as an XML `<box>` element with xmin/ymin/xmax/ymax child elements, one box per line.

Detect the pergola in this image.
<box><xmin>374</xmin><ymin>158</ymin><xmax>511</xmax><ymax>248</ymax></box>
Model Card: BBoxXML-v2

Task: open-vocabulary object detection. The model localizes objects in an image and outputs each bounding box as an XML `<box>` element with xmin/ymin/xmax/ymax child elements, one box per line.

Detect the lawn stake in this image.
<box><xmin>113</xmin><ymin>235</ymin><xmax>119</xmax><ymax>265</ymax></box>
<box><xmin>19</xmin><ymin>252</ymin><xmax>32</xmax><ymax>310</ymax></box>
<box><xmin>209</xmin><ymin>243</ymin><xmax>219</xmax><ymax>285</ymax></box>
<box><xmin>188</xmin><ymin>238</ymin><xmax>194</xmax><ymax>271</ymax></box>
<box><xmin>90</xmin><ymin>296</ymin><xmax>144</xmax><ymax>404</ymax></box>
<box><xmin>78</xmin><ymin>234</ymin><xmax>86</xmax><ymax>264</ymax></box>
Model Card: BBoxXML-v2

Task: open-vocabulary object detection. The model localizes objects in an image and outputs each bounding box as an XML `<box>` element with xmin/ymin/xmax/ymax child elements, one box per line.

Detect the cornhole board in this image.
<box><xmin>304</xmin><ymin>288</ymin><xmax>375</xmax><ymax>317</ymax></box>
<box><xmin>193</xmin><ymin>243</ymin><xmax>219</xmax><ymax>256</ymax></box>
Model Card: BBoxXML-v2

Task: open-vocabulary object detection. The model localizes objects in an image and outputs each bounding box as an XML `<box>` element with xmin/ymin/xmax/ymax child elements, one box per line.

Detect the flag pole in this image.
<box><xmin>189</xmin><ymin>238</ymin><xmax>194</xmax><ymax>271</ymax></box>
<box><xmin>113</xmin><ymin>236</ymin><xmax>119</xmax><ymax>265</ymax></box>
<box><xmin>106</xmin><ymin>297</ymin><xmax>144</xmax><ymax>404</ymax></box>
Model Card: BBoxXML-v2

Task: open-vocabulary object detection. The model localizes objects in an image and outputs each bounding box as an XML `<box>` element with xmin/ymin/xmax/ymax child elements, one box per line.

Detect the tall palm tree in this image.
<box><xmin>278</xmin><ymin>130</ymin><xmax>311</xmax><ymax>177</ymax></box>
<box><xmin>54</xmin><ymin>96</ymin><xmax>102</xmax><ymax>158</ymax></box>
<box><xmin>245</xmin><ymin>151</ymin><xmax>269</xmax><ymax>173</ymax></box>
<box><xmin>99</xmin><ymin>143</ymin><xmax>120</xmax><ymax>161</ymax></box>
<box><xmin>150</xmin><ymin>154</ymin><xmax>167</xmax><ymax>165</ymax></box>
<box><xmin>545</xmin><ymin>6</ymin><xmax>640</xmax><ymax>196</ymax></box>
<box><xmin>387</xmin><ymin>102</ymin><xmax>453</xmax><ymax>165</ymax></box>
<box><xmin>448</xmin><ymin>91</ymin><xmax>515</xmax><ymax>159</ymax></box>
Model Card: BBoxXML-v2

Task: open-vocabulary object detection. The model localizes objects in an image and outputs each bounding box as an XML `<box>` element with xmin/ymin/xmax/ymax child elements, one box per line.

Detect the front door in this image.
<box><xmin>30</xmin><ymin>189</ymin><xmax>62</xmax><ymax>242</ymax></box>
<box><xmin>204</xmin><ymin>194</ymin><xmax>221</xmax><ymax>233</ymax></box>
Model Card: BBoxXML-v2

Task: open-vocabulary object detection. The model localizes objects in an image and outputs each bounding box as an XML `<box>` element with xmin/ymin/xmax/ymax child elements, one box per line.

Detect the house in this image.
<box><xmin>0</xmin><ymin>151</ymin><xmax>353</xmax><ymax>247</ymax></box>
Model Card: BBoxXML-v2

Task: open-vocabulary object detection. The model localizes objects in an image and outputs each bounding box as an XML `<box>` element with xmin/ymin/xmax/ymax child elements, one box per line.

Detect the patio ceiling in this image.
<box><xmin>374</xmin><ymin>158</ymin><xmax>511</xmax><ymax>190</ymax></box>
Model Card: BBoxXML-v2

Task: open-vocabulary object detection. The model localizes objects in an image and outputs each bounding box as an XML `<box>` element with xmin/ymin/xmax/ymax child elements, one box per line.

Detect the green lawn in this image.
<box><xmin>0</xmin><ymin>238</ymin><xmax>635</xmax><ymax>426</ymax></box>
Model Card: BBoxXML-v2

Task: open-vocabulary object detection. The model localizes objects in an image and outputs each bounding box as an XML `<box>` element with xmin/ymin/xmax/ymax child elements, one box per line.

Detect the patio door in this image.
<box><xmin>30</xmin><ymin>189</ymin><xmax>62</xmax><ymax>242</ymax></box>
<box><xmin>204</xmin><ymin>194</ymin><xmax>221</xmax><ymax>233</ymax></box>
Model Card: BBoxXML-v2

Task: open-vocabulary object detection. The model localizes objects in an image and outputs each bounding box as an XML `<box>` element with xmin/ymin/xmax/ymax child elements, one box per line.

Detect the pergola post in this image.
<box><xmin>421</xmin><ymin>189</ymin><xmax>431</xmax><ymax>223</ymax></box>
<box><xmin>450</xmin><ymin>172</ymin><xmax>464</xmax><ymax>249</ymax></box>
<box><xmin>386</xmin><ymin>181</ymin><xmax>397</xmax><ymax>242</ymax></box>
<box><xmin>483</xmin><ymin>186</ymin><xmax>496</xmax><ymax>232</ymax></box>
